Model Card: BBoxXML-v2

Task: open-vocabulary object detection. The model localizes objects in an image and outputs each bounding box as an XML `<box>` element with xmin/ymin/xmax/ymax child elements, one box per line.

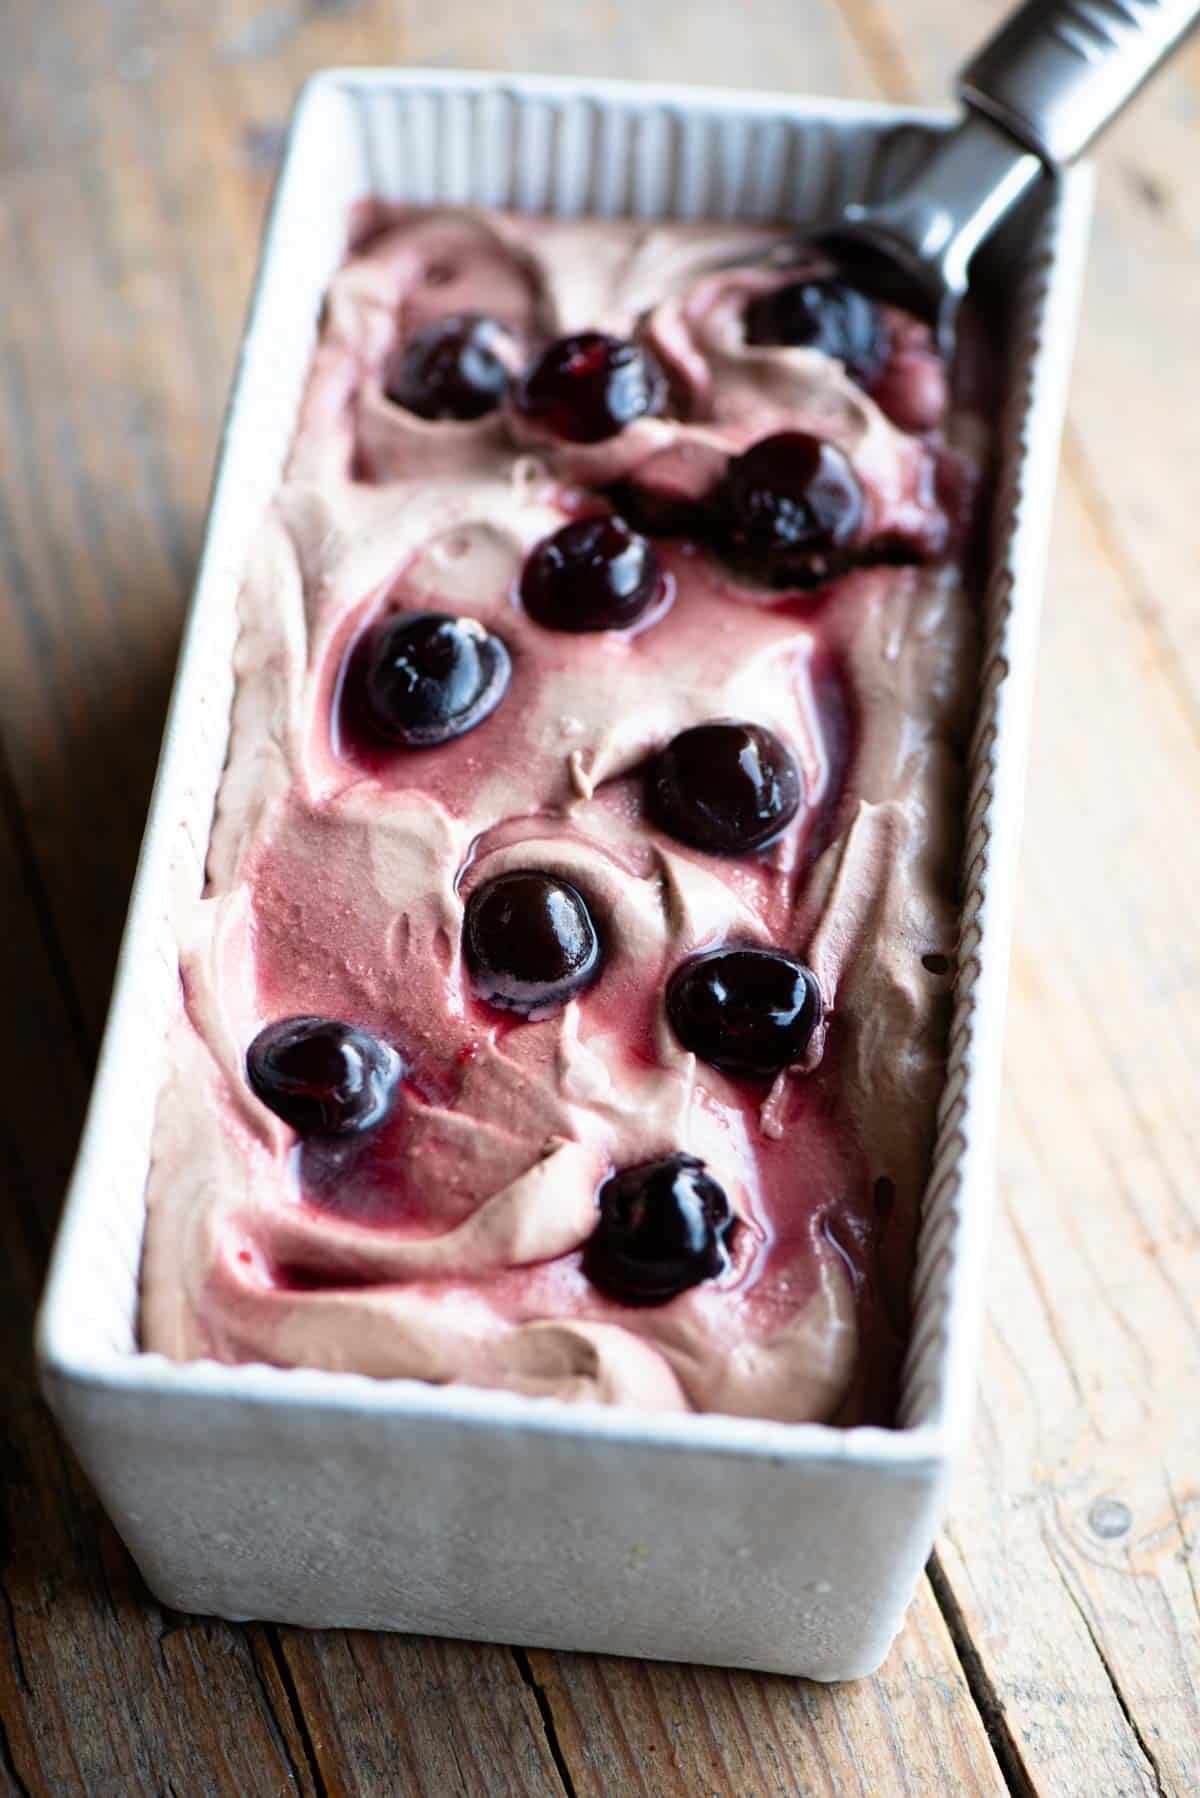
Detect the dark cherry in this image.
<box><xmin>582</xmin><ymin>1154</ymin><xmax>735</xmax><ymax>1305</ymax></box>
<box><xmin>744</xmin><ymin>278</ymin><xmax>887</xmax><ymax>385</ymax></box>
<box><xmin>666</xmin><ymin>947</ymin><xmax>822</xmax><ymax>1076</ymax></box>
<box><xmin>648</xmin><ymin>720</ymin><xmax>802</xmax><ymax>855</ymax></box>
<box><xmin>513</xmin><ymin>331</ymin><xmax>667</xmax><ymax>443</ymax></box>
<box><xmin>384</xmin><ymin>313</ymin><xmax>513</xmax><ymax>421</ymax></box>
<box><xmin>358</xmin><ymin>611</ymin><xmax>510</xmax><ymax>748</ymax></box>
<box><xmin>246</xmin><ymin>1017</ymin><xmax>401</xmax><ymax>1137</ymax></box>
<box><xmin>712</xmin><ymin>432</ymin><xmax>865</xmax><ymax>579</ymax></box>
<box><xmin>520</xmin><ymin>515</ymin><xmax>661</xmax><ymax>633</ymax></box>
<box><xmin>464</xmin><ymin>871</ymin><xmax>601</xmax><ymax>1015</ymax></box>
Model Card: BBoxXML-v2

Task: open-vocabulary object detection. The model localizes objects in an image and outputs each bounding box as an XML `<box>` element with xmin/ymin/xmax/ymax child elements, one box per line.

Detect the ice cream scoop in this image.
<box><xmin>757</xmin><ymin>0</ymin><xmax>1199</xmax><ymax>350</ymax></box>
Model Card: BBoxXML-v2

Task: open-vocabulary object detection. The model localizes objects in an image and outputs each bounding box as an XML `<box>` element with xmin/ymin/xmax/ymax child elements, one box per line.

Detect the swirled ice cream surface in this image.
<box><xmin>140</xmin><ymin>208</ymin><xmax>982</xmax><ymax>1424</ymax></box>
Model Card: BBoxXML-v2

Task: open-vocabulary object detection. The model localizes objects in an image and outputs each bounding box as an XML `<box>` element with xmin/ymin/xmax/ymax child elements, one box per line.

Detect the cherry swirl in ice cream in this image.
<box><xmin>140</xmin><ymin>208</ymin><xmax>982</xmax><ymax>1423</ymax></box>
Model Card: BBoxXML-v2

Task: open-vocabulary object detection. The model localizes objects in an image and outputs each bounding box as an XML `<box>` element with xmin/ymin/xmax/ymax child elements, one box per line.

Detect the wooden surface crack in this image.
<box><xmin>823</xmin><ymin>0</ymin><xmax>918</xmax><ymax>102</ymax></box>
<box><xmin>1041</xmin><ymin>1530</ymin><xmax>1170</xmax><ymax>1798</ymax></box>
<box><xmin>0</xmin><ymin>1691</ymin><xmax>33</xmax><ymax>1798</ymax></box>
<box><xmin>249</xmin><ymin>1627</ymin><xmax>323</xmax><ymax>1797</ymax></box>
<box><xmin>0</xmin><ymin>1573</ymin><xmax>31</xmax><ymax>1706</ymax></box>
<box><xmin>926</xmin><ymin>1552</ymin><xmax>1038</xmax><ymax>1798</ymax></box>
<box><xmin>1060</xmin><ymin>429</ymin><xmax>1200</xmax><ymax>755</ymax></box>
<box><xmin>513</xmin><ymin>1649</ymin><xmax>577</xmax><ymax>1798</ymax></box>
<box><xmin>0</xmin><ymin>732</ymin><xmax>92</xmax><ymax>1078</ymax></box>
<box><xmin>997</xmin><ymin>1160</ymin><xmax>1092</xmax><ymax>1414</ymax></box>
<box><xmin>1166</xmin><ymin>1478</ymin><xmax>1200</xmax><ymax>1638</ymax></box>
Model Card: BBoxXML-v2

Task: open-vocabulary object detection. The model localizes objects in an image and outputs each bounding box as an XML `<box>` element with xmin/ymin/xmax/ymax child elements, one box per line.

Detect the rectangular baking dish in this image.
<box><xmin>36</xmin><ymin>69</ymin><xmax>1091</xmax><ymax>1680</ymax></box>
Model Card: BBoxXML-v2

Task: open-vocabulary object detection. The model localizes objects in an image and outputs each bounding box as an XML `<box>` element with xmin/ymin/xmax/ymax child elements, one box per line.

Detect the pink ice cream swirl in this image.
<box><xmin>140</xmin><ymin>208</ymin><xmax>982</xmax><ymax>1425</ymax></box>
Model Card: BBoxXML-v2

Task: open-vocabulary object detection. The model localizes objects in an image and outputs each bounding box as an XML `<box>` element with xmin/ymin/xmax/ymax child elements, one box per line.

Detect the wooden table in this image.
<box><xmin>3</xmin><ymin>1</ymin><xmax>1197</xmax><ymax>1791</ymax></box>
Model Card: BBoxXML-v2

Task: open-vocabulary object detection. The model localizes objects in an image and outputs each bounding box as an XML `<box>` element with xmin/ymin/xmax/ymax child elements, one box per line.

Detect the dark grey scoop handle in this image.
<box><xmin>960</xmin><ymin>0</ymin><xmax>1200</xmax><ymax>167</ymax></box>
<box><xmin>831</xmin><ymin>0</ymin><xmax>1200</xmax><ymax>337</ymax></box>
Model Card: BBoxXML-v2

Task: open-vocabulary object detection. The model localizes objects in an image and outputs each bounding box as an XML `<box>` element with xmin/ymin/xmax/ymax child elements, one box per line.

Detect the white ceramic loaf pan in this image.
<box><xmin>37</xmin><ymin>69</ymin><xmax>1091</xmax><ymax>1681</ymax></box>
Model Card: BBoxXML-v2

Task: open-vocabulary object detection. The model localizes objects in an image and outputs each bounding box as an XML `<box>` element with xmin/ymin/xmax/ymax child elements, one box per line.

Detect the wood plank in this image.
<box><xmin>824</xmin><ymin>2</ymin><xmax>1200</xmax><ymax>1789</ymax></box>
<box><xmin>274</xmin><ymin>1632</ymin><xmax>566</xmax><ymax>1796</ymax></box>
<box><xmin>392</xmin><ymin>0</ymin><xmax>873</xmax><ymax>93</ymax></box>
<box><xmin>526</xmin><ymin>1577</ymin><xmax>1006</xmax><ymax>1795</ymax></box>
<box><xmin>934</xmin><ymin>476</ymin><xmax>1200</xmax><ymax>1797</ymax></box>
<box><xmin>0</xmin><ymin>795</ymin><xmax>319</xmax><ymax>1796</ymax></box>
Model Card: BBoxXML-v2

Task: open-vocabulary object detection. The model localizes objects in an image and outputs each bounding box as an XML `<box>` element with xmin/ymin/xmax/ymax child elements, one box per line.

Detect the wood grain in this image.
<box><xmin>1</xmin><ymin>0</ymin><xmax>1197</xmax><ymax>1791</ymax></box>
<box><xmin>937</xmin><ymin>473</ymin><xmax>1200</xmax><ymax>1796</ymax></box>
<box><xmin>827</xmin><ymin>1</ymin><xmax>1200</xmax><ymax>1790</ymax></box>
<box><xmin>0</xmin><ymin>810</ymin><xmax>325</xmax><ymax>1795</ymax></box>
<box><xmin>525</xmin><ymin>1578</ymin><xmax>1006</xmax><ymax>1795</ymax></box>
<box><xmin>273</xmin><ymin>1632</ymin><xmax>567</xmax><ymax>1796</ymax></box>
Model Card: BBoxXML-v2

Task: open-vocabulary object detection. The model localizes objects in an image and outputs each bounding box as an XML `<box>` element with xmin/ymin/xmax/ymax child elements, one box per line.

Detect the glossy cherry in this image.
<box><xmin>357</xmin><ymin>611</ymin><xmax>510</xmax><ymax>748</ymax></box>
<box><xmin>666</xmin><ymin>947</ymin><xmax>822</xmax><ymax>1075</ymax></box>
<box><xmin>513</xmin><ymin>332</ymin><xmax>667</xmax><ymax>443</ymax></box>
<box><xmin>384</xmin><ymin>313</ymin><xmax>513</xmax><ymax>421</ymax></box>
<box><xmin>464</xmin><ymin>871</ymin><xmax>602</xmax><ymax>1015</ymax></box>
<box><xmin>744</xmin><ymin>278</ymin><xmax>886</xmax><ymax>385</ymax></box>
<box><xmin>520</xmin><ymin>515</ymin><xmax>661</xmax><ymax>632</ymax></box>
<box><xmin>647</xmin><ymin>720</ymin><xmax>802</xmax><ymax>855</ymax></box>
<box><xmin>712</xmin><ymin>431</ymin><xmax>865</xmax><ymax>580</ymax></box>
<box><xmin>246</xmin><ymin>1017</ymin><xmax>401</xmax><ymax>1136</ymax></box>
<box><xmin>582</xmin><ymin>1154</ymin><xmax>735</xmax><ymax>1305</ymax></box>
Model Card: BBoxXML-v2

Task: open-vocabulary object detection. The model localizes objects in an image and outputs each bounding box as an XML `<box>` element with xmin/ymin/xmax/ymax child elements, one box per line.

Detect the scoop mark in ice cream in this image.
<box><xmin>582</xmin><ymin>1154</ymin><xmax>735</xmax><ymax>1305</ymax></box>
<box><xmin>648</xmin><ymin>720</ymin><xmax>803</xmax><ymax>855</ymax></box>
<box><xmin>464</xmin><ymin>870</ymin><xmax>602</xmax><ymax>1015</ymax></box>
<box><xmin>666</xmin><ymin>947</ymin><xmax>823</xmax><ymax>1077</ymax></box>
<box><xmin>246</xmin><ymin>1017</ymin><xmax>401</xmax><ymax>1136</ymax></box>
